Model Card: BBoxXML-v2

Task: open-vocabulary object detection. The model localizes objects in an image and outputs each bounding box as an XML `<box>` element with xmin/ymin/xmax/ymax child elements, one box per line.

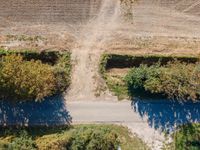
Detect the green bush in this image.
<box><xmin>125</xmin><ymin>61</ymin><xmax>200</xmax><ymax>101</ymax></box>
<box><xmin>0</xmin><ymin>125</ymin><xmax>148</xmax><ymax>150</ymax></box>
<box><xmin>125</xmin><ymin>64</ymin><xmax>162</xmax><ymax>97</ymax></box>
<box><xmin>173</xmin><ymin>123</ymin><xmax>200</xmax><ymax>150</ymax></box>
<box><xmin>0</xmin><ymin>51</ymin><xmax>71</xmax><ymax>101</ymax></box>
<box><xmin>53</xmin><ymin>126</ymin><xmax>120</xmax><ymax>150</ymax></box>
<box><xmin>99</xmin><ymin>54</ymin><xmax>111</xmax><ymax>78</ymax></box>
<box><xmin>8</xmin><ymin>131</ymin><xmax>37</xmax><ymax>150</ymax></box>
<box><xmin>67</xmin><ymin>126</ymin><xmax>119</xmax><ymax>150</ymax></box>
<box><xmin>53</xmin><ymin>53</ymin><xmax>71</xmax><ymax>92</ymax></box>
<box><xmin>156</xmin><ymin>62</ymin><xmax>200</xmax><ymax>101</ymax></box>
<box><xmin>125</xmin><ymin>64</ymin><xmax>150</xmax><ymax>90</ymax></box>
<box><xmin>0</xmin><ymin>54</ymin><xmax>56</xmax><ymax>101</ymax></box>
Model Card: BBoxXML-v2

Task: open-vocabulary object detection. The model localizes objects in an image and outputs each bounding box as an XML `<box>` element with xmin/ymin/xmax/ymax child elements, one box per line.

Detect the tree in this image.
<box><xmin>0</xmin><ymin>54</ymin><xmax>56</xmax><ymax>101</ymax></box>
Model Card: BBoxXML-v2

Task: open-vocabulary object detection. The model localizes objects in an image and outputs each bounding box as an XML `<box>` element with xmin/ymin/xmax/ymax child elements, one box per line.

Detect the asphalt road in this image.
<box><xmin>66</xmin><ymin>100</ymin><xmax>165</xmax><ymax>150</ymax></box>
<box><xmin>67</xmin><ymin>100</ymin><xmax>141</xmax><ymax>123</ymax></box>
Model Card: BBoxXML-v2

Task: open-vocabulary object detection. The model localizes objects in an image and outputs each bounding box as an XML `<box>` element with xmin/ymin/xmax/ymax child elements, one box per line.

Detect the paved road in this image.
<box><xmin>67</xmin><ymin>100</ymin><xmax>141</xmax><ymax>123</ymax></box>
<box><xmin>66</xmin><ymin>100</ymin><xmax>165</xmax><ymax>150</ymax></box>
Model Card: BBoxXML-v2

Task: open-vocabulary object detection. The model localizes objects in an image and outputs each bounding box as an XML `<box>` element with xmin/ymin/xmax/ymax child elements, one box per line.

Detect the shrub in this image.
<box><xmin>99</xmin><ymin>54</ymin><xmax>111</xmax><ymax>78</ymax></box>
<box><xmin>53</xmin><ymin>53</ymin><xmax>71</xmax><ymax>92</ymax></box>
<box><xmin>8</xmin><ymin>131</ymin><xmax>37</xmax><ymax>150</ymax></box>
<box><xmin>125</xmin><ymin>61</ymin><xmax>200</xmax><ymax>101</ymax></box>
<box><xmin>0</xmin><ymin>54</ymin><xmax>56</xmax><ymax>101</ymax></box>
<box><xmin>55</xmin><ymin>126</ymin><xmax>119</xmax><ymax>150</ymax></box>
<box><xmin>125</xmin><ymin>64</ymin><xmax>150</xmax><ymax>90</ymax></box>
<box><xmin>0</xmin><ymin>141</ymin><xmax>8</xmax><ymax>150</ymax></box>
<box><xmin>173</xmin><ymin>123</ymin><xmax>200</xmax><ymax>150</ymax></box>
<box><xmin>1</xmin><ymin>125</ymin><xmax>148</xmax><ymax>150</ymax></box>
<box><xmin>125</xmin><ymin>64</ymin><xmax>163</xmax><ymax>97</ymax></box>
<box><xmin>157</xmin><ymin>62</ymin><xmax>200</xmax><ymax>101</ymax></box>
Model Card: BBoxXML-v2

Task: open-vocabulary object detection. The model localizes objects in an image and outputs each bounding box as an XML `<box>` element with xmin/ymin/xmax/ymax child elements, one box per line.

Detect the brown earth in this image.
<box><xmin>1</xmin><ymin>0</ymin><xmax>200</xmax><ymax>54</ymax></box>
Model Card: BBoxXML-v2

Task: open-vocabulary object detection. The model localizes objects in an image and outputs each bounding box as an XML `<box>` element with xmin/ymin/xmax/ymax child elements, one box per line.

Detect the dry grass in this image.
<box><xmin>104</xmin><ymin>36</ymin><xmax>200</xmax><ymax>56</ymax></box>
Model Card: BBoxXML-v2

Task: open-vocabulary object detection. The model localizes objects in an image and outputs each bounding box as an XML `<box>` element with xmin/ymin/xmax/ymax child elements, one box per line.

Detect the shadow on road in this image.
<box><xmin>131</xmin><ymin>98</ymin><xmax>200</xmax><ymax>132</ymax></box>
<box><xmin>0</xmin><ymin>95</ymin><xmax>72</xmax><ymax>126</ymax></box>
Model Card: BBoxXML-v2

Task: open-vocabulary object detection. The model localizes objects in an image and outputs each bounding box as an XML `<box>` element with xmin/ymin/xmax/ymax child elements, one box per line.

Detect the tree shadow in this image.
<box><xmin>131</xmin><ymin>98</ymin><xmax>200</xmax><ymax>133</ymax></box>
<box><xmin>0</xmin><ymin>95</ymin><xmax>72</xmax><ymax>126</ymax></box>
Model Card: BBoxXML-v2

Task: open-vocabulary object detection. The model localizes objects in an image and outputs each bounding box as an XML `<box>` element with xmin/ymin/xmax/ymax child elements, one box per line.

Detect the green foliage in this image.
<box><xmin>100</xmin><ymin>54</ymin><xmax>129</xmax><ymax>100</ymax></box>
<box><xmin>157</xmin><ymin>62</ymin><xmax>200</xmax><ymax>101</ymax></box>
<box><xmin>0</xmin><ymin>54</ymin><xmax>56</xmax><ymax>101</ymax></box>
<box><xmin>125</xmin><ymin>64</ymin><xmax>162</xmax><ymax>97</ymax></box>
<box><xmin>143</xmin><ymin>64</ymin><xmax>163</xmax><ymax>94</ymax></box>
<box><xmin>125</xmin><ymin>61</ymin><xmax>200</xmax><ymax>101</ymax></box>
<box><xmin>173</xmin><ymin>123</ymin><xmax>200</xmax><ymax>150</ymax></box>
<box><xmin>8</xmin><ymin>130</ymin><xmax>37</xmax><ymax>150</ymax></box>
<box><xmin>0</xmin><ymin>125</ymin><xmax>148</xmax><ymax>150</ymax></box>
<box><xmin>0</xmin><ymin>50</ymin><xmax>71</xmax><ymax>101</ymax></box>
<box><xmin>34</xmin><ymin>125</ymin><xmax>148</xmax><ymax>150</ymax></box>
<box><xmin>0</xmin><ymin>49</ymin><xmax>60</xmax><ymax>65</ymax></box>
<box><xmin>99</xmin><ymin>54</ymin><xmax>111</xmax><ymax>78</ymax></box>
<box><xmin>53</xmin><ymin>53</ymin><xmax>71</xmax><ymax>92</ymax></box>
<box><xmin>125</xmin><ymin>64</ymin><xmax>149</xmax><ymax>90</ymax></box>
<box><xmin>64</xmin><ymin>126</ymin><xmax>119</xmax><ymax>150</ymax></box>
<box><xmin>100</xmin><ymin>53</ymin><xmax>200</xmax><ymax>100</ymax></box>
<box><xmin>106</xmin><ymin>76</ymin><xmax>129</xmax><ymax>100</ymax></box>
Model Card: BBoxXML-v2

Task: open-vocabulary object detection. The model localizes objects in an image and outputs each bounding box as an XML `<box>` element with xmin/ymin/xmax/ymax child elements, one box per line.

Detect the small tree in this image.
<box><xmin>125</xmin><ymin>61</ymin><xmax>200</xmax><ymax>101</ymax></box>
<box><xmin>0</xmin><ymin>54</ymin><xmax>56</xmax><ymax>101</ymax></box>
<box><xmin>8</xmin><ymin>130</ymin><xmax>37</xmax><ymax>150</ymax></box>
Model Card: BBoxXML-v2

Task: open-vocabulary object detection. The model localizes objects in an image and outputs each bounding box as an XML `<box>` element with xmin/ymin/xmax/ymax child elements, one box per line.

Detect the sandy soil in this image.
<box><xmin>65</xmin><ymin>0</ymin><xmax>122</xmax><ymax>101</ymax></box>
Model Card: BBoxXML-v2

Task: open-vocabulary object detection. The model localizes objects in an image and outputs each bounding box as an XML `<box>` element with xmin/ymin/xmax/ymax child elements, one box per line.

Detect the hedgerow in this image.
<box><xmin>1</xmin><ymin>125</ymin><xmax>147</xmax><ymax>150</ymax></box>
<box><xmin>0</xmin><ymin>51</ymin><xmax>71</xmax><ymax>102</ymax></box>
<box><xmin>0</xmin><ymin>54</ymin><xmax>56</xmax><ymax>101</ymax></box>
<box><xmin>125</xmin><ymin>61</ymin><xmax>200</xmax><ymax>101</ymax></box>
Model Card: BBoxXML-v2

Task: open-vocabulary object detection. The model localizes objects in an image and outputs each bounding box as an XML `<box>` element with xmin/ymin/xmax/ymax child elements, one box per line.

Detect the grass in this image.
<box><xmin>5</xmin><ymin>35</ymin><xmax>45</xmax><ymax>42</ymax></box>
<box><xmin>105</xmin><ymin>72</ymin><xmax>129</xmax><ymax>100</ymax></box>
<box><xmin>0</xmin><ymin>124</ymin><xmax>149</xmax><ymax>150</ymax></box>
<box><xmin>99</xmin><ymin>54</ymin><xmax>129</xmax><ymax>100</ymax></box>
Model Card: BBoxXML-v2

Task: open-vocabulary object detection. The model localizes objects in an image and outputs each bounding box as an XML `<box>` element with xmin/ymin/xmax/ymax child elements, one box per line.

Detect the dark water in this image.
<box><xmin>0</xmin><ymin>95</ymin><xmax>71</xmax><ymax>126</ymax></box>
<box><xmin>132</xmin><ymin>98</ymin><xmax>200</xmax><ymax>132</ymax></box>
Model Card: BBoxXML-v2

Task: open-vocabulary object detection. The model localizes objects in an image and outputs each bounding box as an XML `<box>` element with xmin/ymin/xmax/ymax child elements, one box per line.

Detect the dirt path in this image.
<box><xmin>66</xmin><ymin>0</ymin><xmax>121</xmax><ymax>101</ymax></box>
<box><xmin>66</xmin><ymin>0</ymin><xmax>200</xmax><ymax>102</ymax></box>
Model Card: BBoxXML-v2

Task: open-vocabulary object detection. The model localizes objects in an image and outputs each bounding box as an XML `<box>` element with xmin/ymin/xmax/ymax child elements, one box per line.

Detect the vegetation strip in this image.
<box><xmin>166</xmin><ymin>123</ymin><xmax>200</xmax><ymax>150</ymax></box>
<box><xmin>0</xmin><ymin>49</ymin><xmax>71</xmax><ymax>102</ymax></box>
<box><xmin>100</xmin><ymin>53</ymin><xmax>200</xmax><ymax>101</ymax></box>
<box><xmin>101</xmin><ymin>54</ymin><xmax>199</xmax><ymax>70</ymax></box>
<box><xmin>0</xmin><ymin>124</ymin><xmax>148</xmax><ymax>150</ymax></box>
